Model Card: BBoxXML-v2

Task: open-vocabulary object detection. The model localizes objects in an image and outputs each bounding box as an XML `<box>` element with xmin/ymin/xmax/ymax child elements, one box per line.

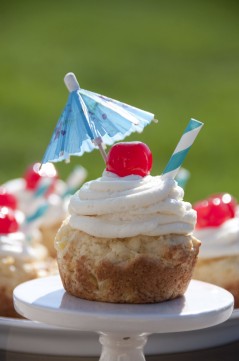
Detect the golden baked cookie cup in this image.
<box><xmin>55</xmin><ymin>219</ymin><xmax>200</xmax><ymax>304</ymax></box>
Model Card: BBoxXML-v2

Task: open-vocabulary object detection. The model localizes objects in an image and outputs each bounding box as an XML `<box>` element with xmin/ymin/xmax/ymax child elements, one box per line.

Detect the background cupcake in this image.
<box><xmin>0</xmin><ymin>205</ymin><xmax>57</xmax><ymax>318</ymax></box>
<box><xmin>38</xmin><ymin>165</ymin><xmax>87</xmax><ymax>257</ymax></box>
<box><xmin>2</xmin><ymin>162</ymin><xmax>87</xmax><ymax>258</ymax></box>
<box><xmin>193</xmin><ymin>193</ymin><xmax>239</xmax><ymax>307</ymax></box>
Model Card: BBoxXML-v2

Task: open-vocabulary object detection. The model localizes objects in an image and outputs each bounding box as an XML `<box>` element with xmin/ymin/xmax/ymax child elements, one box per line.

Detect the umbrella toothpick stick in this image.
<box><xmin>64</xmin><ymin>73</ymin><xmax>108</xmax><ymax>163</ymax></box>
<box><xmin>92</xmin><ymin>137</ymin><xmax>107</xmax><ymax>163</ymax></box>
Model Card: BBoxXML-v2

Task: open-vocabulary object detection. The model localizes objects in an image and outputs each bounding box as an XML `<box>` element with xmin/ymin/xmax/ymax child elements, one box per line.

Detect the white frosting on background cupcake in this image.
<box><xmin>0</xmin><ymin>230</ymin><xmax>47</xmax><ymax>261</ymax></box>
<box><xmin>194</xmin><ymin>214</ymin><xmax>239</xmax><ymax>258</ymax></box>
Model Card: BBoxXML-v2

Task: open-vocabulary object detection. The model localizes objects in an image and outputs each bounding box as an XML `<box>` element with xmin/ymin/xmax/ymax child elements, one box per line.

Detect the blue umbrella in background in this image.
<box><xmin>41</xmin><ymin>72</ymin><xmax>155</xmax><ymax>164</ymax></box>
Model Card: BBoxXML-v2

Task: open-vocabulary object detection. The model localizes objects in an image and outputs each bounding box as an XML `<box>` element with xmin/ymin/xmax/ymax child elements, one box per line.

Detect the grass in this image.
<box><xmin>0</xmin><ymin>0</ymin><xmax>239</xmax><ymax>203</ymax></box>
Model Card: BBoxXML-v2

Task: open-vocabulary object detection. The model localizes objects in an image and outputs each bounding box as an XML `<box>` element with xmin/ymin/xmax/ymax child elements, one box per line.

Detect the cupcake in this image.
<box><xmin>193</xmin><ymin>193</ymin><xmax>239</xmax><ymax>307</ymax></box>
<box><xmin>55</xmin><ymin>141</ymin><xmax>200</xmax><ymax>304</ymax></box>
<box><xmin>2</xmin><ymin>162</ymin><xmax>65</xmax><ymax>256</ymax></box>
<box><xmin>39</xmin><ymin>165</ymin><xmax>87</xmax><ymax>257</ymax></box>
<box><xmin>0</xmin><ymin>205</ymin><xmax>57</xmax><ymax>317</ymax></box>
<box><xmin>3</xmin><ymin>163</ymin><xmax>87</xmax><ymax>258</ymax></box>
<box><xmin>2</xmin><ymin>162</ymin><xmax>59</xmax><ymax>216</ymax></box>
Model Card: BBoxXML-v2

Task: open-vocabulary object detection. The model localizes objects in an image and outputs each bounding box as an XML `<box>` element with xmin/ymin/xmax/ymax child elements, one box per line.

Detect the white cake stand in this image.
<box><xmin>13</xmin><ymin>275</ymin><xmax>234</xmax><ymax>361</ymax></box>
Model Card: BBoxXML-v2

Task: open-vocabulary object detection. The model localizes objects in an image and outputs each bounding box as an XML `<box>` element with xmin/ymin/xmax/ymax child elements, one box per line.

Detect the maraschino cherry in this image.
<box><xmin>194</xmin><ymin>193</ymin><xmax>237</xmax><ymax>229</ymax></box>
<box><xmin>0</xmin><ymin>207</ymin><xmax>19</xmax><ymax>234</ymax></box>
<box><xmin>0</xmin><ymin>188</ymin><xmax>18</xmax><ymax>210</ymax></box>
<box><xmin>24</xmin><ymin>162</ymin><xmax>57</xmax><ymax>192</ymax></box>
<box><xmin>106</xmin><ymin>142</ymin><xmax>153</xmax><ymax>177</ymax></box>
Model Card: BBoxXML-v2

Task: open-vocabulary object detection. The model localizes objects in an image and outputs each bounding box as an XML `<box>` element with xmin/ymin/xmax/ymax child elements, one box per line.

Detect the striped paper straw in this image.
<box><xmin>33</xmin><ymin>178</ymin><xmax>53</xmax><ymax>198</ymax></box>
<box><xmin>25</xmin><ymin>203</ymin><xmax>49</xmax><ymax>224</ymax></box>
<box><xmin>162</xmin><ymin>118</ymin><xmax>204</xmax><ymax>179</ymax></box>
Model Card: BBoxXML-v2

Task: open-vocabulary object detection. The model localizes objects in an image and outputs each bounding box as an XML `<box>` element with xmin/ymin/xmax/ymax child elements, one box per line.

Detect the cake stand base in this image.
<box><xmin>13</xmin><ymin>276</ymin><xmax>234</xmax><ymax>361</ymax></box>
<box><xmin>99</xmin><ymin>333</ymin><xmax>147</xmax><ymax>361</ymax></box>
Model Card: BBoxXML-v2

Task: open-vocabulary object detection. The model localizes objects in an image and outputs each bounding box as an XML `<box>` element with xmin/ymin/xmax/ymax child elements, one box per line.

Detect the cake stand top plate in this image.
<box><xmin>13</xmin><ymin>275</ymin><xmax>234</xmax><ymax>334</ymax></box>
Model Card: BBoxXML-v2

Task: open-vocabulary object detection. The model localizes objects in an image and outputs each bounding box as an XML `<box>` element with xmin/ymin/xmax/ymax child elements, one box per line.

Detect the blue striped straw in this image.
<box><xmin>162</xmin><ymin>118</ymin><xmax>204</xmax><ymax>179</ymax></box>
<box><xmin>33</xmin><ymin>178</ymin><xmax>53</xmax><ymax>198</ymax></box>
<box><xmin>25</xmin><ymin>203</ymin><xmax>49</xmax><ymax>223</ymax></box>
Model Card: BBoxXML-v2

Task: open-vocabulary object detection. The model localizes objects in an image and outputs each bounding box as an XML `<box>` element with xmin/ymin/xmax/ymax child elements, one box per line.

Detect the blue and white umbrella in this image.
<box><xmin>41</xmin><ymin>72</ymin><xmax>155</xmax><ymax>164</ymax></box>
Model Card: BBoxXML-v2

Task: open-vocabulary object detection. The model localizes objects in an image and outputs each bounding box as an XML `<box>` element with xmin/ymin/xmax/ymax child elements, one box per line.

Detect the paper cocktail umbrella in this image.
<box><xmin>41</xmin><ymin>73</ymin><xmax>155</xmax><ymax>164</ymax></box>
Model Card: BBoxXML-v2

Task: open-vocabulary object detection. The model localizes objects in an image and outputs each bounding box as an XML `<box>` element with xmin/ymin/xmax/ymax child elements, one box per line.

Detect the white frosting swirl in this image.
<box><xmin>0</xmin><ymin>231</ymin><xmax>46</xmax><ymax>261</ymax></box>
<box><xmin>193</xmin><ymin>215</ymin><xmax>239</xmax><ymax>258</ymax></box>
<box><xmin>68</xmin><ymin>171</ymin><xmax>196</xmax><ymax>238</ymax></box>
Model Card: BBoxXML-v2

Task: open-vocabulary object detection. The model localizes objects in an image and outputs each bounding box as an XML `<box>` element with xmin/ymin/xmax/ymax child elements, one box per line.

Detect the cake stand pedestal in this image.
<box><xmin>13</xmin><ymin>275</ymin><xmax>234</xmax><ymax>361</ymax></box>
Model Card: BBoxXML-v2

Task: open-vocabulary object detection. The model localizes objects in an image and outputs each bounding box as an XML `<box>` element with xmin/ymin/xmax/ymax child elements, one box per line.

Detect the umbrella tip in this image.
<box><xmin>64</xmin><ymin>72</ymin><xmax>80</xmax><ymax>92</ymax></box>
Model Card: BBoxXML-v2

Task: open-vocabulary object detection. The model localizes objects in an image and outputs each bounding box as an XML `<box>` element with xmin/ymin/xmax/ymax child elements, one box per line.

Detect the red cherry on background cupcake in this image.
<box><xmin>106</xmin><ymin>142</ymin><xmax>153</xmax><ymax>177</ymax></box>
<box><xmin>193</xmin><ymin>193</ymin><xmax>237</xmax><ymax>229</ymax></box>
<box><xmin>24</xmin><ymin>162</ymin><xmax>58</xmax><ymax>191</ymax></box>
<box><xmin>0</xmin><ymin>188</ymin><xmax>18</xmax><ymax>210</ymax></box>
<box><xmin>0</xmin><ymin>207</ymin><xmax>19</xmax><ymax>234</ymax></box>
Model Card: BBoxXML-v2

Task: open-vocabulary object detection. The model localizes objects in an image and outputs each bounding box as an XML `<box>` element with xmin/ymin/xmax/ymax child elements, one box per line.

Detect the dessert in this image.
<box><xmin>39</xmin><ymin>165</ymin><xmax>87</xmax><ymax>257</ymax></box>
<box><xmin>2</xmin><ymin>162</ymin><xmax>66</xmax><ymax>256</ymax></box>
<box><xmin>3</xmin><ymin>162</ymin><xmax>60</xmax><ymax>216</ymax></box>
<box><xmin>193</xmin><ymin>193</ymin><xmax>239</xmax><ymax>307</ymax></box>
<box><xmin>0</xmin><ymin>206</ymin><xmax>56</xmax><ymax>317</ymax></box>
<box><xmin>2</xmin><ymin>162</ymin><xmax>86</xmax><ymax>257</ymax></box>
<box><xmin>55</xmin><ymin>141</ymin><xmax>200</xmax><ymax>304</ymax></box>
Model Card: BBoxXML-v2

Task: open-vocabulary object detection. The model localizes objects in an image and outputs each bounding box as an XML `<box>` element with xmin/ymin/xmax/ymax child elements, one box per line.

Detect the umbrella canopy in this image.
<box><xmin>42</xmin><ymin>73</ymin><xmax>155</xmax><ymax>164</ymax></box>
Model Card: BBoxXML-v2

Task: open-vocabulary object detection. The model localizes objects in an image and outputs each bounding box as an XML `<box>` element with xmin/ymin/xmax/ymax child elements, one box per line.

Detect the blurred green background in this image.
<box><xmin>0</xmin><ymin>0</ymin><xmax>239</xmax><ymax>203</ymax></box>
